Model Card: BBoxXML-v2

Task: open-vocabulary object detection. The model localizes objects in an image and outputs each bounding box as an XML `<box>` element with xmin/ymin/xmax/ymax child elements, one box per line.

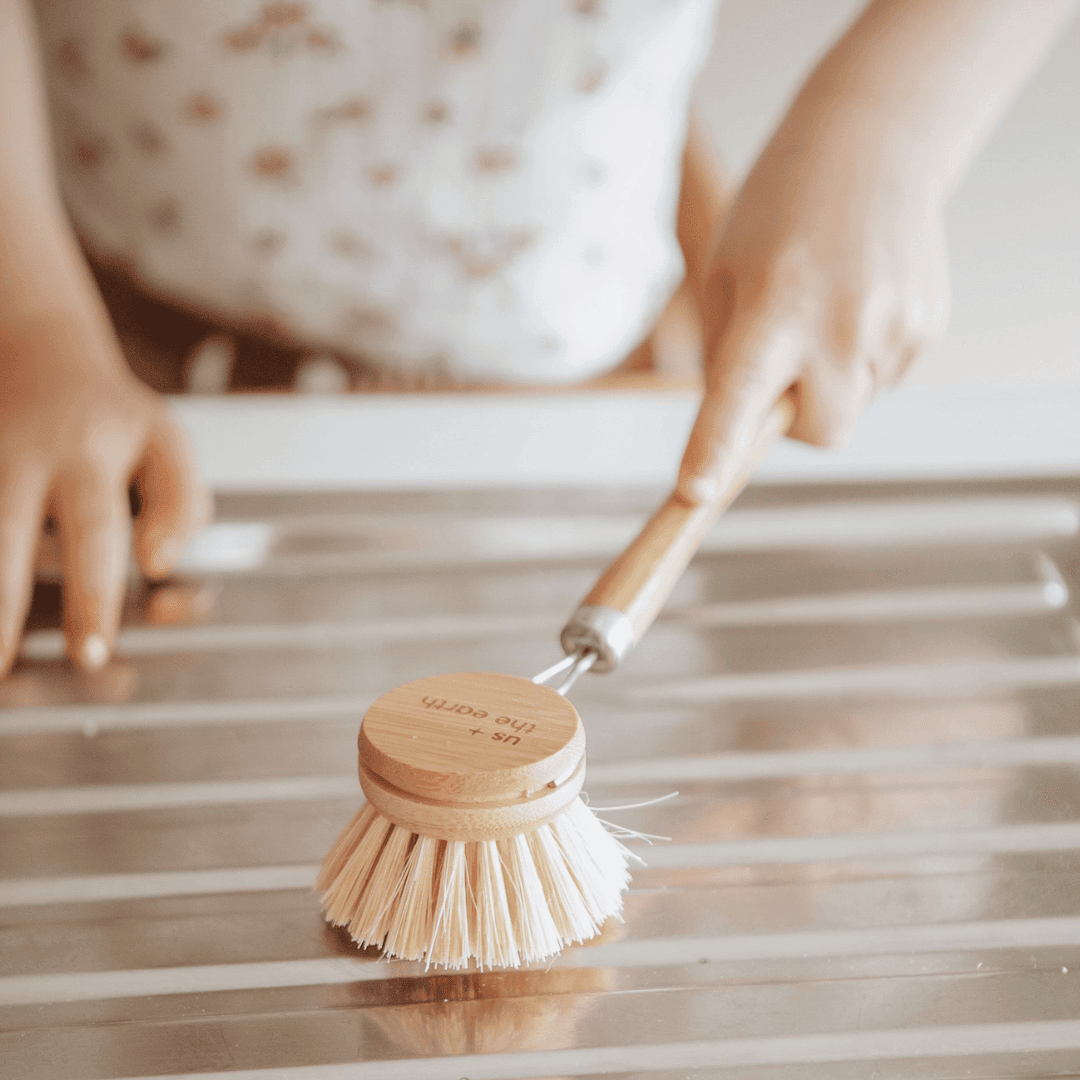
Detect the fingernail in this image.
<box><xmin>79</xmin><ymin>634</ymin><xmax>109</xmax><ymax>672</ymax></box>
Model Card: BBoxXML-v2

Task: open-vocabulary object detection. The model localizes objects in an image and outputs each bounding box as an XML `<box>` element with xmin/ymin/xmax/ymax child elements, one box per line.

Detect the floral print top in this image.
<box><xmin>33</xmin><ymin>0</ymin><xmax>718</xmax><ymax>383</ymax></box>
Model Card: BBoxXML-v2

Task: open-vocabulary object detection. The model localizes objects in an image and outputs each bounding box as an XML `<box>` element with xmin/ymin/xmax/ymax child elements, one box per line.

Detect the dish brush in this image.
<box><xmin>318</xmin><ymin>393</ymin><xmax>796</xmax><ymax>968</ymax></box>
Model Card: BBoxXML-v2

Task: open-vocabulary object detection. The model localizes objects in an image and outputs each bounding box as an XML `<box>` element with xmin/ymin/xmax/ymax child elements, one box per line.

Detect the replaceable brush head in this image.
<box><xmin>317</xmin><ymin>671</ymin><xmax>632</xmax><ymax>969</ymax></box>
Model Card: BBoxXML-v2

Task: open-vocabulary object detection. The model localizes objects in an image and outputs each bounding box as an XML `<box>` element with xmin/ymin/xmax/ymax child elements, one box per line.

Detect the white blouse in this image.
<box><xmin>33</xmin><ymin>0</ymin><xmax>718</xmax><ymax>383</ymax></box>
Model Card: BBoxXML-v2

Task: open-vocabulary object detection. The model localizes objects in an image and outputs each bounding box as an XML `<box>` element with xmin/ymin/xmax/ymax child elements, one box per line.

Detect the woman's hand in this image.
<box><xmin>678</xmin><ymin>107</ymin><xmax>950</xmax><ymax>501</ymax></box>
<box><xmin>0</xmin><ymin>0</ymin><xmax>210</xmax><ymax>676</ymax></box>
<box><xmin>0</xmin><ymin>307</ymin><xmax>210</xmax><ymax>675</ymax></box>
<box><xmin>678</xmin><ymin>0</ymin><xmax>1077</xmax><ymax>502</ymax></box>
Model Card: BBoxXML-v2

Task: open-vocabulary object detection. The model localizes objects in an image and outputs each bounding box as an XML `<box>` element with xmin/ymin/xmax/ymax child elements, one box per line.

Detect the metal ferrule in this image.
<box><xmin>559</xmin><ymin>604</ymin><xmax>635</xmax><ymax>674</ymax></box>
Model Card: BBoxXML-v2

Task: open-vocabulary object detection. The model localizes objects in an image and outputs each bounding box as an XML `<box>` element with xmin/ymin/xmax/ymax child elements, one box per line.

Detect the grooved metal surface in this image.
<box><xmin>4</xmin><ymin>479</ymin><xmax>1080</xmax><ymax>1078</ymax></box>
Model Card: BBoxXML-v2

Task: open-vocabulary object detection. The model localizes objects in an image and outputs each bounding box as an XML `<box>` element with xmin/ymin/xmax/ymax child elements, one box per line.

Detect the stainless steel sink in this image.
<box><xmin>4</xmin><ymin>477</ymin><xmax>1080</xmax><ymax>1078</ymax></box>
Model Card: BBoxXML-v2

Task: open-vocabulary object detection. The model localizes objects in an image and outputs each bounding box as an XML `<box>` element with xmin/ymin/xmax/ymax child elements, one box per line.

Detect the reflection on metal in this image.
<box><xmin>0</xmin><ymin>775</ymin><xmax>357</xmax><ymax>818</ymax></box>
<box><xmin>0</xmin><ymin>865</ymin><xmax>317</xmax><ymax>908</ymax></box>
<box><xmin>18</xmin><ymin>576</ymin><xmax>1068</xmax><ymax>662</ymax></box>
<box><xmin>6</xmin><ymin>916</ymin><xmax>1080</xmax><ymax>1008</ymax></box>
<box><xmin>3</xmin><ymin>479</ymin><xmax>1080</xmax><ymax>1078</ymax></box>
<box><xmin>104</xmin><ymin>1023</ymin><xmax>1080</xmax><ymax>1079</ymax></box>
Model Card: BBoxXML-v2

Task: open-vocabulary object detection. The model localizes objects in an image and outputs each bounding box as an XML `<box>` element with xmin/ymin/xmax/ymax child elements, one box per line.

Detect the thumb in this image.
<box><xmin>677</xmin><ymin>311</ymin><xmax>801</xmax><ymax>504</ymax></box>
<box><xmin>133</xmin><ymin>409</ymin><xmax>212</xmax><ymax>580</ymax></box>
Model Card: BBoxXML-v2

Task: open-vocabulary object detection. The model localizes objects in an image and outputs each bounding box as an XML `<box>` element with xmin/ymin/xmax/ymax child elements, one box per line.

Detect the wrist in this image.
<box><xmin>777</xmin><ymin>79</ymin><xmax>949</xmax><ymax>209</ymax></box>
<box><xmin>0</xmin><ymin>272</ymin><xmax>127</xmax><ymax>382</ymax></box>
<box><xmin>0</xmin><ymin>224</ymin><xmax>113</xmax><ymax>343</ymax></box>
<box><xmin>783</xmin><ymin>0</ymin><xmax>1078</xmax><ymax>204</ymax></box>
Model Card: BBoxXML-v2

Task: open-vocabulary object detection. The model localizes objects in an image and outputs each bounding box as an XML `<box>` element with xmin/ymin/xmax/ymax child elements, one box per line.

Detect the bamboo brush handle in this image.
<box><xmin>560</xmin><ymin>391</ymin><xmax>797</xmax><ymax>672</ymax></box>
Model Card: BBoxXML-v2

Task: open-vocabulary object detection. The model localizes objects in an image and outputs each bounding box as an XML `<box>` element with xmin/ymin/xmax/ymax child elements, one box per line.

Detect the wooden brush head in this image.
<box><xmin>357</xmin><ymin>671</ymin><xmax>586</xmax><ymax>843</ymax></box>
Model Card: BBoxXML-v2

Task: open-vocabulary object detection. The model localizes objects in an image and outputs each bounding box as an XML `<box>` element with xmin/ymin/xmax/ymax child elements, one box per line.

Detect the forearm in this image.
<box><xmin>790</xmin><ymin>0</ymin><xmax>1077</xmax><ymax>199</ymax></box>
<box><xmin>0</xmin><ymin>0</ymin><xmax>96</xmax><ymax>324</ymax></box>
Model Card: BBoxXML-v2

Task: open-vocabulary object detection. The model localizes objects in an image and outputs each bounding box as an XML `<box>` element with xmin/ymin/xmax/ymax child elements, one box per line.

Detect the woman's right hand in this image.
<box><xmin>0</xmin><ymin>305</ymin><xmax>211</xmax><ymax>676</ymax></box>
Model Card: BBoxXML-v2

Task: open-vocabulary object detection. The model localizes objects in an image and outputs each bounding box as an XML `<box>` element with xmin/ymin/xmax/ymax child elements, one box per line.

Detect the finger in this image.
<box><xmin>132</xmin><ymin>410</ymin><xmax>212</xmax><ymax>581</ymax></box>
<box><xmin>54</xmin><ymin>468</ymin><xmax>131</xmax><ymax>671</ymax></box>
<box><xmin>788</xmin><ymin>360</ymin><xmax>876</xmax><ymax>448</ymax></box>
<box><xmin>884</xmin><ymin>304</ymin><xmax>940</xmax><ymax>389</ymax></box>
<box><xmin>677</xmin><ymin>309</ymin><xmax>803</xmax><ymax>504</ymax></box>
<box><xmin>0</xmin><ymin>476</ymin><xmax>47</xmax><ymax>676</ymax></box>
<box><xmin>890</xmin><ymin>340</ymin><xmax>923</xmax><ymax>387</ymax></box>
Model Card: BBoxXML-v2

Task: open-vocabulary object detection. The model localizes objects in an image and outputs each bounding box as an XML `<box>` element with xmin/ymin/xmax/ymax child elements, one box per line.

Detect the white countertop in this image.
<box><xmin>173</xmin><ymin>382</ymin><xmax>1080</xmax><ymax>491</ymax></box>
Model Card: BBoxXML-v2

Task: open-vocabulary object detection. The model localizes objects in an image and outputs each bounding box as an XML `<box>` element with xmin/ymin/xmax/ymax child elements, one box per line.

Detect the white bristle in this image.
<box><xmin>319</xmin><ymin>796</ymin><xmax>633</xmax><ymax>969</ymax></box>
<box><xmin>472</xmin><ymin>840</ymin><xmax>520</xmax><ymax>969</ymax></box>
<box><xmin>553</xmin><ymin>799</ymin><xmax>632</xmax><ymax>920</ymax></box>
<box><xmin>526</xmin><ymin>823</ymin><xmax>596</xmax><ymax>944</ymax></box>
<box><xmin>497</xmin><ymin>832</ymin><xmax>563</xmax><ymax>963</ymax></box>
<box><xmin>427</xmin><ymin>840</ymin><xmax>472</xmax><ymax>968</ymax></box>
<box><xmin>344</xmin><ymin>823</ymin><xmax>413</xmax><ymax>946</ymax></box>
<box><xmin>318</xmin><ymin>803</ymin><xmax>388</xmax><ymax>926</ymax></box>
<box><xmin>317</xmin><ymin>802</ymin><xmax>376</xmax><ymax>894</ymax></box>
<box><xmin>383</xmin><ymin>835</ymin><xmax>440</xmax><ymax>961</ymax></box>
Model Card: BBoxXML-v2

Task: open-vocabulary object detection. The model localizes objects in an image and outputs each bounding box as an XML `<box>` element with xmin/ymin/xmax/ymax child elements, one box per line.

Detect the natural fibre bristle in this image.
<box><xmin>317</xmin><ymin>796</ymin><xmax>633</xmax><ymax>969</ymax></box>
